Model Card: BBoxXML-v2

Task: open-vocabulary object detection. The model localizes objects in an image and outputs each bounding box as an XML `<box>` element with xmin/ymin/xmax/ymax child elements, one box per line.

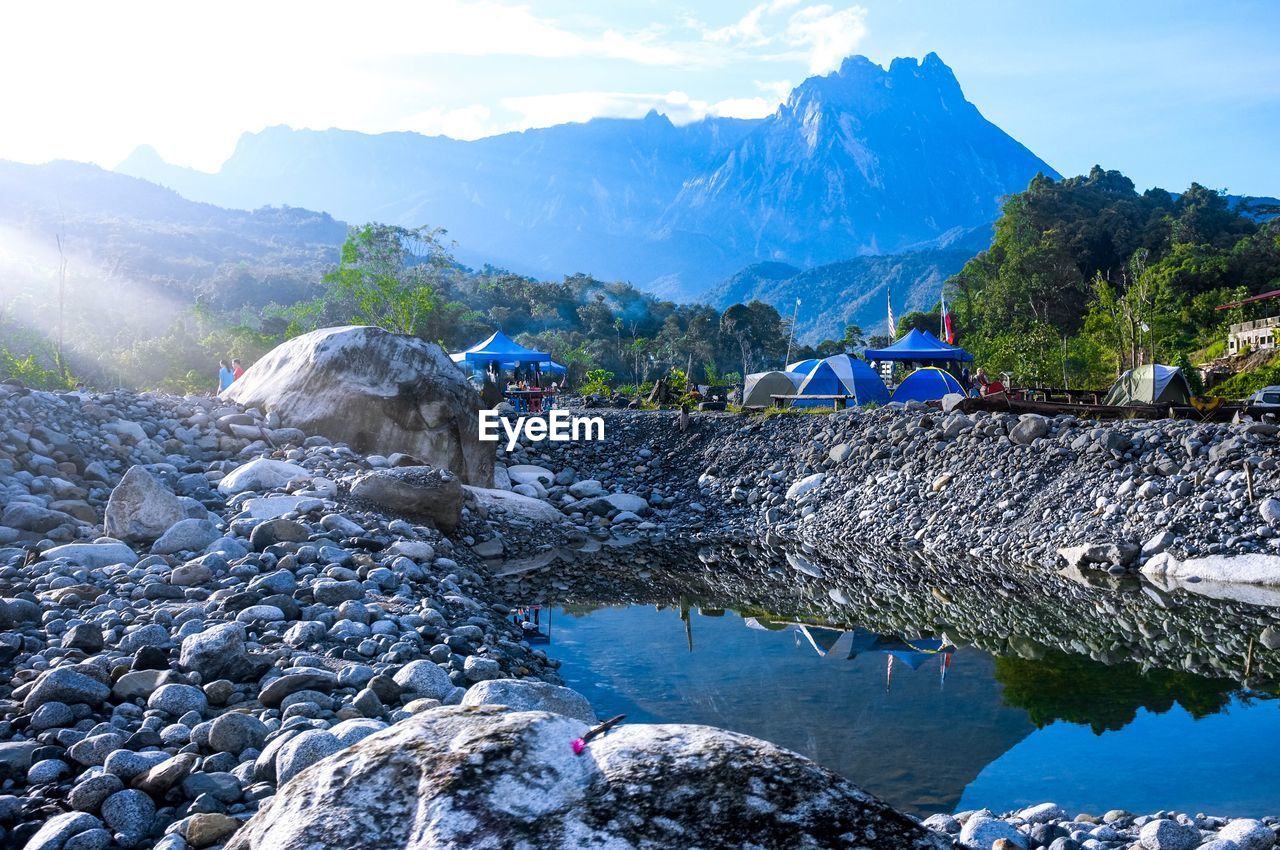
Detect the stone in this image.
<box><xmin>101</xmin><ymin>789</ymin><xmax>155</xmax><ymax>848</ymax></box>
<box><xmin>1138</xmin><ymin>818</ymin><xmax>1201</xmax><ymax>850</ymax></box>
<box><xmin>183</xmin><ymin>813</ymin><xmax>242</xmax><ymax>848</ymax></box>
<box><xmin>460</xmin><ymin>679</ymin><xmax>597</xmax><ymax>723</ymax></box>
<box><xmin>243</xmin><ymin>495</ymin><xmax>322</xmax><ymax>519</ymax></box>
<box><xmin>225</xmin><ymin>706</ymin><xmax>952</xmax><ymax>850</ymax></box>
<box><xmin>151</xmin><ymin>519</ymin><xmax>221</xmax><ymax>555</ymax></box>
<box><xmin>69</xmin><ymin>773</ymin><xmax>125</xmax><ymax>812</ymax></box>
<box><xmin>132</xmin><ymin>752</ymin><xmax>198</xmax><ymax>796</ymax></box>
<box><xmin>216</xmin><ymin>457</ymin><xmax>310</xmax><ymax>495</ymax></box>
<box><xmin>22</xmin><ymin>812</ymin><xmax>104</xmax><ymax>850</ymax></box>
<box><xmin>1261</xmin><ymin>499</ymin><xmax>1280</xmax><ymax>526</ymax></box>
<box><xmin>350</xmin><ymin>466</ymin><xmax>464</xmax><ymax>533</ymax></box>
<box><xmin>104</xmin><ymin>465</ymin><xmax>188</xmax><ymax>542</ymax></box>
<box><xmin>960</xmin><ymin>815</ymin><xmax>1027</xmax><ymax>849</ymax></box>
<box><xmin>1009</xmin><ymin>414</ymin><xmax>1050</xmax><ymax>445</ymax></box>
<box><xmin>1016</xmin><ymin>803</ymin><xmax>1065</xmax><ymax>824</ymax></box>
<box><xmin>148</xmin><ymin>683</ymin><xmax>209</xmax><ymax>716</ymax></box>
<box><xmin>1142</xmin><ymin>553</ymin><xmax>1280</xmax><ymax>585</ymax></box>
<box><xmin>568</xmin><ymin>479</ymin><xmax>607</xmax><ymax>498</ymax></box>
<box><xmin>62</xmin><ymin>623</ymin><xmax>105</xmax><ymax>652</ymax></box>
<box><xmin>275</xmin><ymin>729</ymin><xmax>343</xmax><ymax>784</ymax></box>
<box><xmin>507</xmin><ymin>464</ymin><xmax>554</xmax><ymax>486</ymax></box>
<box><xmin>260</xmin><ymin>669</ymin><xmax>339</xmax><ymax>707</ymax></box>
<box><xmin>463</xmin><ymin>655</ymin><xmax>501</xmax><ymax>682</ymax></box>
<box><xmin>249</xmin><ymin>518</ymin><xmax>310</xmax><ymax>551</ymax></box>
<box><xmin>41</xmin><ymin>541</ymin><xmax>139</xmax><ymax>568</ymax></box>
<box><xmin>463</xmin><ymin>486</ymin><xmax>572</xmax><ymax>525</ymax></box>
<box><xmin>209</xmin><ymin>712</ymin><xmax>269</xmax><ymax>754</ymax></box>
<box><xmin>112</xmin><ymin>669</ymin><xmax>176</xmax><ymax>701</ymax></box>
<box><xmin>785</xmin><ymin>472</ymin><xmax>826</xmax><ymax>500</ymax></box>
<box><xmin>23</xmin><ymin>666</ymin><xmax>111</xmax><ymax>712</ymax></box>
<box><xmin>31</xmin><ymin>701</ymin><xmax>75</xmax><ymax>731</ymax></box>
<box><xmin>391</xmin><ymin>659</ymin><xmax>453</xmax><ymax>700</ymax></box>
<box><xmin>1217</xmin><ymin>819</ymin><xmax>1275</xmax><ymax>850</ymax></box>
<box><xmin>220</xmin><ymin>325</ymin><xmax>492</xmax><ymax>485</ymax></box>
<box><xmin>180</xmin><ymin>623</ymin><xmax>251</xmax><ymax>682</ymax></box>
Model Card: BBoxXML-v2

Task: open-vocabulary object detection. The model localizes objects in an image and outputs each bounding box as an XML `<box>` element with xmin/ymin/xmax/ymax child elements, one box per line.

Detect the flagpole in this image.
<box><xmin>784</xmin><ymin>298</ymin><xmax>801</xmax><ymax>367</ymax></box>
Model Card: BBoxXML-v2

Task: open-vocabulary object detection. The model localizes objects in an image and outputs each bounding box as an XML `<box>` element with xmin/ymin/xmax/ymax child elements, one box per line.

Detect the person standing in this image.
<box><xmin>232</xmin><ymin>358</ymin><xmax>246</xmax><ymax>381</ymax></box>
<box><xmin>217</xmin><ymin>359</ymin><xmax>235</xmax><ymax>393</ymax></box>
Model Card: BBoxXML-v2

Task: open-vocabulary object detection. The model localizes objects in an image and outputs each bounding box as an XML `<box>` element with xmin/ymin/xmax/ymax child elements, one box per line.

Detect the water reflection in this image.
<box><xmin>498</xmin><ymin>543</ymin><xmax>1280</xmax><ymax>816</ymax></box>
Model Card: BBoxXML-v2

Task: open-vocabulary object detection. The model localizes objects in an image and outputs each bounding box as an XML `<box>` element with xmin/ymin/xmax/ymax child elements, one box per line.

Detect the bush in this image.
<box><xmin>581</xmin><ymin>368</ymin><xmax>614</xmax><ymax>395</ymax></box>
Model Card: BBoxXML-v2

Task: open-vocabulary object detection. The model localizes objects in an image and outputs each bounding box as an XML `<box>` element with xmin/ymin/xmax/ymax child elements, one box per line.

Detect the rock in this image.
<box><xmin>182</xmin><ymin>813</ymin><xmax>242</xmax><ymax>848</ymax></box>
<box><xmin>104</xmin><ymin>465</ymin><xmax>188</xmax><ymax>542</ymax></box>
<box><xmin>463</xmin><ymin>655</ymin><xmax>501</xmax><ymax>682</ymax></box>
<box><xmin>152</xmin><ymin>518</ymin><xmax>221</xmax><ymax>555</ymax></box>
<box><xmin>463</xmin><ymin>486</ymin><xmax>567</xmax><ymax>524</ymax></box>
<box><xmin>23</xmin><ymin>666</ymin><xmax>111</xmax><ymax>712</ymax></box>
<box><xmin>786</xmin><ymin>473</ymin><xmax>826</xmax><ymax>500</ymax></box>
<box><xmin>209</xmin><ymin>712</ymin><xmax>269</xmax><ymax>754</ymax></box>
<box><xmin>1260</xmin><ymin>626</ymin><xmax>1280</xmax><ymax>651</ymax></box>
<box><xmin>568</xmin><ymin>479</ymin><xmax>607</xmax><ymax>498</ymax></box>
<box><xmin>41</xmin><ymin>541</ymin><xmax>139</xmax><ymax>568</ymax></box>
<box><xmin>960</xmin><ymin>815</ymin><xmax>1027</xmax><ymax>849</ymax></box>
<box><xmin>350</xmin><ymin>466</ymin><xmax>464</xmax><ymax>533</ymax></box>
<box><xmin>112</xmin><ymin>669</ymin><xmax>176</xmax><ymax>701</ymax></box>
<box><xmin>1138</xmin><ymin>819</ymin><xmax>1201</xmax><ymax>850</ymax></box>
<box><xmin>1141</xmin><ymin>531</ymin><xmax>1176</xmax><ymax>557</ymax></box>
<box><xmin>1009</xmin><ymin>414</ymin><xmax>1050</xmax><ymax>445</ymax></box>
<box><xmin>1261</xmin><ymin>499</ymin><xmax>1280</xmax><ymax>526</ymax></box>
<box><xmin>259</xmin><ymin>669</ymin><xmax>339</xmax><ymax>707</ymax></box>
<box><xmin>180</xmin><ymin>623</ymin><xmax>251</xmax><ymax>682</ymax></box>
<box><xmin>220</xmin><ymin>325</ymin><xmax>492</xmax><ymax>485</ymax></box>
<box><xmin>132</xmin><ymin>752</ymin><xmax>198</xmax><ymax>796</ymax></box>
<box><xmin>391</xmin><ymin>659</ymin><xmax>453</xmax><ymax>700</ymax></box>
<box><xmin>62</xmin><ymin>623</ymin><xmax>105</xmax><ymax>653</ymax></box>
<box><xmin>218</xmin><ymin>457</ymin><xmax>311</xmax><ymax>495</ymax></box>
<box><xmin>460</xmin><ymin>679</ymin><xmax>597</xmax><ymax>723</ymax></box>
<box><xmin>101</xmin><ymin>789</ymin><xmax>155</xmax><ymax>848</ymax></box>
<box><xmin>148</xmin><ymin>683</ymin><xmax>208</xmax><ymax>716</ymax></box>
<box><xmin>507</xmin><ymin>465</ymin><xmax>554</xmax><ymax>486</ymax></box>
<box><xmin>249</xmin><ymin>519</ymin><xmax>310</xmax><ymax>551</ymax></box>
<box><xmin>69</xmin><ymin>773</ymin><xmax>124</xmax><ymax>812</ymax></box>
<box><xmin>1057</xmin><ymin>542</ymin><xmax>1139</xmax><ymax>570</ymax></box>
<box><xmin>1218</xmin><ymin>819</ymin><xmax>1275</xmax><ymax>850</ymax></box>
<box><xmin>1016</xmin><ymin>803</ymin><xmax>1065</xmax><ymax>824</ymax></box>
<box><xmin>275</xmin><ymin>729</ymin><xmax>343</xmax><ymax>784</ymax></box>
<box><xmin>242</xmin><ymin>495</ymin><xmax>322</xmax><ymax>519</ymax></box>
<box><xmin>22</xmin><ymin>812</ymin><xmax>103</xmax><ymax>850</ymax></box>
<box><xmin>1142</xmin><ymin>553</ymin><xmax>1280</xmax><ymax>585</ymax></box>
<box><xmin>226</xmin><ymin>707</ymin><xmax>951</xmax><ymax>850</ymax></box>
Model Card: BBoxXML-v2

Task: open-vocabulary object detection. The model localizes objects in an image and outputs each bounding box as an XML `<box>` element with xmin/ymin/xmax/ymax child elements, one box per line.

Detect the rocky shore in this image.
<box><xmin>3</xmin><ymin>370</ymin><xmax>1280</xmax><ymax>850</ymax></box>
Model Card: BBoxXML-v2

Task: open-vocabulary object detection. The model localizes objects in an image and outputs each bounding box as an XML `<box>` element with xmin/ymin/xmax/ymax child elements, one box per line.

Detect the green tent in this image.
<box><xmin>1102</xmin><ymin>364</ymin><xmax>1192</xmax><ymax>406</ymax></box>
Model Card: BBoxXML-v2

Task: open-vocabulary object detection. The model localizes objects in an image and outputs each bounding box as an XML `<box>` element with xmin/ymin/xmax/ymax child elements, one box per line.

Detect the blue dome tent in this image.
<box><xmin>793</xmin><ymin>354</ymin><xmax>890</xmax><ymax>407</ymax></box>
<box><xmin>785</xmin><ymin>358</ymin><xmax>822</xmax><ymax>376</ymax></box>
<box><xmin>864</xmin><ymin>328</ymin><xmax>973</xmax><ymax>363</ymax></box>
<box><xmin>451</xmin><ymin>330</ymin><xmax>551</xmax><ymax>369</ymax></box>
<box><xmin>890</xmin><ymin>367</ymin><xmax>966</xmax><ymax>403</ymax></box>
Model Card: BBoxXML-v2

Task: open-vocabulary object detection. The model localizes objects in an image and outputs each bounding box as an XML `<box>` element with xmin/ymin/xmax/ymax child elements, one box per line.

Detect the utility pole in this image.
<box><xmin>784</xmin><ymin>298</ymin><xmax>800</xmax><ymax>367</ymax></box>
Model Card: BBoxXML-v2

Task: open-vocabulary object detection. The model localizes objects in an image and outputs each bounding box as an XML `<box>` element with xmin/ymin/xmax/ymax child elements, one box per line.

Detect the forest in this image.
<box><xmin>3</xmin><ymin>166</ymin><xmax>1278</xmax><ymax>398</ymax></box>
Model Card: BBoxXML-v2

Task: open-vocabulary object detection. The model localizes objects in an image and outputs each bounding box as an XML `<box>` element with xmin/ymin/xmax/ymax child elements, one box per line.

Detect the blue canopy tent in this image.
<box><xmin>890</xmin><ymin>367</ymin><xmax>966</xmax><ymax>403</ymax></box>
<box><xmin>864</xmin><ymin>329</ymin><xmax>973</xmax><ymax>363</ymax></box>
<box><xmin>792</xmin><ymin>354</ymin><xmax>890</xmax><ymax>408</ymax></box>
<box><xmin>451</xmin><ymin>331</ymin><xmax>550</xmax><ymax>368</ymax></box>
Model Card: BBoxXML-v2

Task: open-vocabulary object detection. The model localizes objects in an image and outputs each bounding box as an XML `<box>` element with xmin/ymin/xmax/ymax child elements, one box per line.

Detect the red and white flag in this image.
<box><xmin>940</xmin><ymin>291</ymin><xmax>955</xmax><ymax>344</ymax></box>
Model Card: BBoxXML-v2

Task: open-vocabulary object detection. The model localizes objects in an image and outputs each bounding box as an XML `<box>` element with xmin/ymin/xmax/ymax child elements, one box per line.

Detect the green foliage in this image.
<box><xmin>994</xmin><ymin>648</ymin><xmax>1236</xmax><ymax>735</ymax></box>
<box><xmin>950</xmin><ymin>166</ymin><xmax>1280</xmax><ymax>387</ymax></box>
<box><xmin>1212</xmin><ymin>355</ymin><xmax>1280</xmax><ymax>398</ymax></box>
<box><xmin>582</xmin><ymin>369</ymin><xmax>615</xmax><ymax>395</ymax></box>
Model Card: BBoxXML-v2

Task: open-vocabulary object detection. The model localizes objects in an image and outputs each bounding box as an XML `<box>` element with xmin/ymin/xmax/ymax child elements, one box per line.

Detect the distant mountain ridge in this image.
<box><xmin>710</xmin><ymin>250</ymin><xmax>973</xmax><ymax>344</ymax></box>
<box><xmin>117</xmin><ymin>53</ymin><xmax>1058</xmax><ymax>299</ymax></box>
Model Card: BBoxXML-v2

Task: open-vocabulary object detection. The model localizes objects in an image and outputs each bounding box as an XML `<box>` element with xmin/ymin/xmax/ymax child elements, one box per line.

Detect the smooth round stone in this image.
<box><xmin>28</xmin><ymin>758</ymin><xmax>72</xmax><ymax>784</ymax></box>
<box><xmin>101</xmin><ymin>788</ymin><xmax>155</xmax><ymax>849</ymax></box>
<box><xmin>103</xmin><ymin>749</ymin><xmax>169</xmax><ymax>782</ymax></box>
<box><xmin>208</xmin><ymin>712</ymin><xmax>268</xmax><ymax>755</ymax></box>
<box><xmin>63</xmin><ymin>828</ymin><xmax>114</xmax><ymax>850</ymax></box>
<box><xmin>147</xmin><ymin>684</ymin><xmax>208</xmax><ymax>716</ymax></box>
<box><xmin>69</xmin><ymin>773</ymin><xmax>125</xmax><ymax>813</ymax></box>
<box><xmin>275</xmin><ymin>729</ymin><xmax>342</xmax><ymax>784</ymax></box>
<box><xmin>235</xmin><ymin>605</ymin><xmax>285</xmax><ymax>624</ymax></box>
<box><xmin>1217</xmin><ymin>819</ymin><xmax>1276</xmax><ymax>850</ymax></box>
<box><xmin>31</xmin><ymin>701</ymin><xmax>76</xmax><ymax>731</ymax></box>
<box><xmin>1139</xmin><ymin>819</ymin><xmax>1201</xmax><ymax>850</ymax></box>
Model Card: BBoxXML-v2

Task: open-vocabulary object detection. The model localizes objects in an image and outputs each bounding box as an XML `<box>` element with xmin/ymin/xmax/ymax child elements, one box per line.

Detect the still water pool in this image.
<box><xmin>528</xmin><ymin>603</ymin><xmax>1280</xmax><ymax>818</ymax></box>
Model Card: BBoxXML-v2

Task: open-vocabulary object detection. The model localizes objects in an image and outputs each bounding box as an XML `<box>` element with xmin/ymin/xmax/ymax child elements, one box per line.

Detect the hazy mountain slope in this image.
<box><xmin>710</xmin><ymin>250</ymin><xmax>973</xmax><ymax>343</ymax></box>
<box><xmin>116</xmin><ymin>53</ymin><xmax>1055</xmax><ymax>298</ymax></box>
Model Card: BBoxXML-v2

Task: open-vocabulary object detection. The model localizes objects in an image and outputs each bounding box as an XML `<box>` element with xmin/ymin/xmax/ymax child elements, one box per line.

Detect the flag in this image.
<box><xmin>887</xmin><ymin>289</ymin><xmax>897</xmax><ymax>337</ymax></box>
<box><xmin>940</xmin><ymin>291</ymin><xmax>955</xmax><ymax>344</ymax></box>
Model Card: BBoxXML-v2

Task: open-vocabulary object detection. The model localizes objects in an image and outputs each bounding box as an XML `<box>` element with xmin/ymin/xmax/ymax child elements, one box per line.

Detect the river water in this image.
<box><xmin>501</xmin><ymin>543</ymin><xmax>1280</xmax><ymax>818</ymax></box>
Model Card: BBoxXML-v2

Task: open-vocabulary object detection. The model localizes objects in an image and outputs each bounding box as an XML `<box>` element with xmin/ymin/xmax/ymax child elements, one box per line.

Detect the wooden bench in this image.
<box><xmin>770</xmin><ymin>394</ymin><xmax>857</xmax><ymax>410</ymax></box>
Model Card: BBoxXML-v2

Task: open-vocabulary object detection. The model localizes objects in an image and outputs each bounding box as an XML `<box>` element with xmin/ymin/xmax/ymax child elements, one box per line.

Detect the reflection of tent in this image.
<box><xmin>743</xmin><ymin>371</ymin><xmax>803</xmax><ymax>407</ymax></box>
<box><xmin>890</xmin><ymin>367</ymin><xmax>966</xmax><ymax>403</ymax></box>
<box><xmin>1102</xmin><ymin>364</ymin><xmax>1192</xmax><ymax>406</ymax></box>
<box><xmin>864</xmin><ymin>329</ymin><xmax>973</xmax><ymax>363</ymax></box>
<box><xmin>786</xmin><ymin>358</ymin><xmax>822</xmax><ymax>376</ymax></box>
<box><xmin>793</xmin><ymin>355</ymin><xmax>890</xmax><ymax>408</ymax></box>
<box><xmin>450</xmin><ymin>331</ymin><xmax>551</xmax><ymax>369</ymax></box>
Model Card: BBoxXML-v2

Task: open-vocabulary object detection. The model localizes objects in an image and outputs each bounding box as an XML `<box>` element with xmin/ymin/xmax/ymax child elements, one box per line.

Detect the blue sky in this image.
<box><xmin>2</xmin><ymin>0</ymin><xmax>1277</xmax><ymax>194</ymax></box>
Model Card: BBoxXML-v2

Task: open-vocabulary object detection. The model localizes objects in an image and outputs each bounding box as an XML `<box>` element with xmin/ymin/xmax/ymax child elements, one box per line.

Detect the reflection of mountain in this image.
<box><xmin>547</xmin><ymin>605</ymin><xmax>1035</xmax><ymax>816</ymax></box>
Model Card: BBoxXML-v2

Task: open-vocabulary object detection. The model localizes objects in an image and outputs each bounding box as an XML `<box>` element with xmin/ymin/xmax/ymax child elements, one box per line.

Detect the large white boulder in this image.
<box><xmin>218</xmin><ymin>458</ymin><xmax>311</xmax><ymax>495</ymax></box>
<box><xmin>221</xmin><ymin>325</ymin><xmax>492</xmax><ymax>486</ymax></box>
<box><xmin>104</xmin><ymin>466</ymin><xmax>187</xmax><ymax>542</ymax></box>
<box><xmin>226</xmin><ymin>706</ymin><xmax>952</xmax><ymax>850</ymax></box>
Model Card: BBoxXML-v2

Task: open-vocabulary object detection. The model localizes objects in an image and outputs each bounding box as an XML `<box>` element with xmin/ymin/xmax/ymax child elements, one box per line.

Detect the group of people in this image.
<box><xmin>964</xmin><ymin>367</ymin><xmax>1006</xmax><ymax>396</ymax></box>
<box><xmin>217</xmin><ymin>358</ymin><xmax>245</xmax><ymax>392</ymax></box>
<box><xmin>504</xmin><ymin>378</ymin><xmax>559</xmax><ymax>412</ymax></box>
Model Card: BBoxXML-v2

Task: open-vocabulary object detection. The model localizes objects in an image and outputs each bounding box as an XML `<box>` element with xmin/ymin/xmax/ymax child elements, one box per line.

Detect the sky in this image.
<box><xmin>2</xmin><ymin>0</ymin><xmax>1278</xmax><ymax>195</ymax></box>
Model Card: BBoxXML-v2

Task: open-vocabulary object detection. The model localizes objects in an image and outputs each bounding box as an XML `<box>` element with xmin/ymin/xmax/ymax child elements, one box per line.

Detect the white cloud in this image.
<box><xmin>403</xmin><ymin>105</ymin><xmax>501</xmax><ymax>141</ymax></box>
<box><xmin>710</xmin><ymin>97</ymin><xmax>779</xmax><ymax>119</ymax></box>
<box><xmin>700</xmin><ymin>3</ymin><xmax>868</xmax><ymax>75</ymax></box>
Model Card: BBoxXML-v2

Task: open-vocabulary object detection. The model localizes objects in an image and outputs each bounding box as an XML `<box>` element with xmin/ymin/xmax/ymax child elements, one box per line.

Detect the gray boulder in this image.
<box><xmin>1009</xmin><ymin>414</ymin><xmax>1050</xmax><ymax>445</ymax></box>
<box><xmin>460</xmin><ymin>679</ymin><xmax>597</xmax><ymax>723</ymax></box>
<box><xmin>179</xmin><ymin>623</ymin><xmax>252</xmax><ymax>682</ymax></box>
<box><xmin>350</xmin><ymin>466</ymin><xmax>464</xmax><ymax>533</ymax></box>
<box><xmin>104</xmin><ymin>465</ymin><xmax>187</xmax><ymax>543</ymax></box>
<box><xmin>220</xmin><ymin>325</ymin><xmax>492</xmax><ymax>486</ymax></box>
<box><xmin>151</xmin><ymin>518</ymin><xmax>221</xmax><ymax>555</ymax></box>
<box><xmin>226</xmin><ymin>706</ymin><xmax>954</xmax><ymax>850</ymax></box>
<box><xmin>1138</xmin><ymin>819</ymin><xmax>1202</xmax><ymax>850</ymax></box>
<box><xmin>41</xmin><ymin>541</ymin><xmax>138</xmax><ymax>569</ymax></box>
<box><xmin>23</xmin><ymin>667</ymin><xmax>111</xmax><ymax>712</ymax></box>
<box><xmin>218</xmin><ymin>458</ymin><xmax>312</xmax><ymax>495</ymax></box>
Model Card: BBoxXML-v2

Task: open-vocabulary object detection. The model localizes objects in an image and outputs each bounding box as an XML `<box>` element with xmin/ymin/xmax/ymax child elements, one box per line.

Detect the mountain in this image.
<box><xmin>117</xmin><ymin>53</ymin><xmax>1056</xmax><ymax>299</ymax></box>
<box><xmin>0</xmin><ymin>159</ymin><xmax>345</xmax><ymax>312</ymax></box>
<box><xmin>710</xmin><ymin>250</ymin><xmax>972</xmax><ymax>344</ymax></box>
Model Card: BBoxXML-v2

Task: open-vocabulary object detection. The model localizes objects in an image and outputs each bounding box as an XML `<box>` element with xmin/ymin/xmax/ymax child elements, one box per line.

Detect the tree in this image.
<box><xmin>320</xmin><ymin>224</ymin><xmax>448</xmax><ymax>335</ymax></box>
<box><xmin>720</xmin><ymin>301</ymin><xmax>786</xmax><ymax>377</ymax></box>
